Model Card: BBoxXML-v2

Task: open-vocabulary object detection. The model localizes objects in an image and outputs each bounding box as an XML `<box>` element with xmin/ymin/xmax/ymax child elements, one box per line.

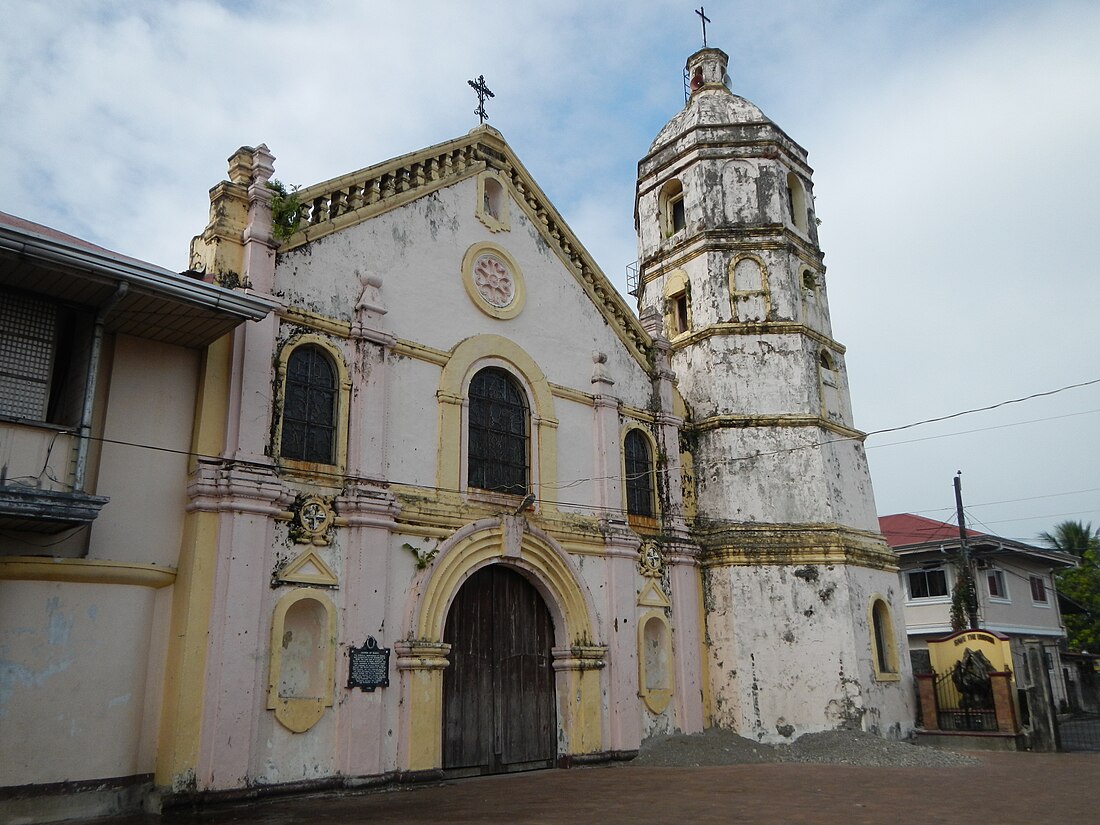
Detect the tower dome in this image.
<box><xmin>648</xmin><ymin>48</ymin><xmax>771</xmax><ymax>154</ymax></box>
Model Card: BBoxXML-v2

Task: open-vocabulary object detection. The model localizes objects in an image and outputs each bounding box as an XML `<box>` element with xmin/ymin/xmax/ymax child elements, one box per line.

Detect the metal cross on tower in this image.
<box><xmin>468</xmin><ymin>74</ymin><xmax>495</xmax><ymax>124</ymax></box>
<box><xmin>695</xmin><ymin>6</ymin><xmax>711</xmax><ymax>48</ymax></box>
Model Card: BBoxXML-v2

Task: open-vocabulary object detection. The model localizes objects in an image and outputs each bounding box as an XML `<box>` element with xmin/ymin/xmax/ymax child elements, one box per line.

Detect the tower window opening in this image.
<box><xmin>671</xmin><ymin>195</ymin><xmax>686</xmax><ymax>233</ymax></box>
<box><xmin>673</xmin><ymin>293</ymin><xmax>689</xmax><ymax>334</ymax></box>
<box><xmin>786</xmin><ymin>172</ymin><xmax>809</xmax><ymax>234</ymax></box>
<box><xmin>659</xmin><ymin>179</ymin><xmax>686</xmax><ymax>238</ymax></box>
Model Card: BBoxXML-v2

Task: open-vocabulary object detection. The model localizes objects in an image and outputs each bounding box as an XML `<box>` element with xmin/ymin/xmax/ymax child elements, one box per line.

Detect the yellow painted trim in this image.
<box><xmin>638</xmin><ymin>579</ymin><xmax>671</xmax><ymax>609</ymax></box>
<box><xmin>691</xmin><ymin>413</ymin><xmax>864</xmax><ymax>441</ymax></box>
<box><xmin>280</xmin><ymin>306</ymin><xmax>353</xmax><ymax>338</ymax></box>
<box><xmin>435</xmin><ymin>334</ymin><xmax>558</xmax><ymax>508</ymax></box>
<box><xmin>394</xmin><ymin>338</ymin><xmax>451</xmax><ymax>366</ymax></box>
<box><xmin>549</xmin><ymin>383</ymin><xmax>595</xmax><ymax>406</ymax></box>
<box><xmin>461</xmin><ymin>242</ymin><xmax>526</xmax><ymax>320</ymax></box>
<box><xmin>277</xmin><ymin>548</ymin><xmax>339</xmax><ymax>587</ymax></box>
<box><xmin>267</xmin><ymin>589</ymin><xmax>338</xmax><ymax>733</ymax></box>
<box><xmin>272</xmin><ymin>333</ymin><xmax>352</xmax><ymax>478</ymax></box>
<box><xmin>0</xmin><ymin>556</ymin><xmax>175</xmax><ymax>588</ymax></box>
<box><xmin>638</xmin><ymin>610</ymin><xmax>674</xmax><ymax>715</ymax></box>
<box><xmin>672</xmin><ymin>320</ymin><xmax>846</xmax><ymax>354</ymax></box>
<box><xmin>157</xmin><ymin>334</ymin><xmax>232</xmax><ymax>788</ymax></box>
<box><xmin>697</xmin><ymin>524</ymin><xmax>899</xmax><ymax>571</ymax></box>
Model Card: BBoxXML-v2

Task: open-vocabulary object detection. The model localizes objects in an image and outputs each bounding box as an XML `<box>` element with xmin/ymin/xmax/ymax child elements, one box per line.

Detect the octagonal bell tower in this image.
<box><xmin>636</xmin><ymin>47</ymin><xmax>914</xmax><ymax>741</ymax></box>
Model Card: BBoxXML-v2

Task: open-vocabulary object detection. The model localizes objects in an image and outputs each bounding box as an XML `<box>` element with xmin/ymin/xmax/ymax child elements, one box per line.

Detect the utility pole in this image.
<box><xmin>954</xmin><ymin>471</ymin><xmax>980</xmax><ymax>630</ymax></box>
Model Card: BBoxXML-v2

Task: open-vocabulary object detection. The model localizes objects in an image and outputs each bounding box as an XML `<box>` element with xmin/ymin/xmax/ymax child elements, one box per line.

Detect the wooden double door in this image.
<box><xmin>442</xmin><ymin>565</ymin><xmax>557</xmax><ymax>774</ymax></box>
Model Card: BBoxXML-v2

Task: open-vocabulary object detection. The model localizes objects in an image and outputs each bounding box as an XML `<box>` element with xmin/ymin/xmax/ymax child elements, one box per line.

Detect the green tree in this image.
<box><xmin>1037</xmin><ymin>520</ymin><xmax>1099</xmax><ymax>557</ymax></box>
<box><xmin>1039</xmin><ymin>521</ymin><xmax>1100</xmax><ymax>651</ymax></box>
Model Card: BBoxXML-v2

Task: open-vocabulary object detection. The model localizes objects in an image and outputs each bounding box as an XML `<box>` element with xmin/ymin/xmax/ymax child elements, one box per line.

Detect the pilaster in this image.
<box><xmin>395</xmin><ymin>641</ymin><xmax>451</xmax><ymax>771</ymax></box>
<box><xmin>552</xmin><ymin>645</ymin><xmax>608</xmax><ymax>757</ymax></box>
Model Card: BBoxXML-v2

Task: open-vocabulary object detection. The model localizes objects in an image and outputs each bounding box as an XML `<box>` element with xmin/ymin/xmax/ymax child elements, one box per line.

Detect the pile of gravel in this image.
<box><xmin>630</xmin><ymin>728</ymin><xmax>980</xmax><ymax>768</ymax></box>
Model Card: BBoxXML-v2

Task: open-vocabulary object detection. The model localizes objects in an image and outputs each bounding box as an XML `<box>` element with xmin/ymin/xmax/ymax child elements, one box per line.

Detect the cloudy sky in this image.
<box><xmin>2</xmin><ymin>1</ymin><xmax>1098</xmax><ymax>545</ymax></box>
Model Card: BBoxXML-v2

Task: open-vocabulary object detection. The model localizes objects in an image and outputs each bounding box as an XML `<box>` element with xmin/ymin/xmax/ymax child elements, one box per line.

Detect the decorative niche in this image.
<box><xmin>638</xmin><ymin>609</ymin><xmax>674</xmax><ymax>714</ymax></box>
<box><xmin>476</xmin><ymin>170</ymin><xmax>510</xmax><ymax>233</ymax></box>
<box><xmin>267</xmin><ymin>589</ymin><xmax>337</xmax><ymax>732</ymax></box>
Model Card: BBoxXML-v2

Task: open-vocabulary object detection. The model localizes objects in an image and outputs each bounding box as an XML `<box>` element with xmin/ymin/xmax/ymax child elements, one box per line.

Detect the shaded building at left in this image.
<box><xmin>0</xmin><ymin>208</ymin><xmax>277</xmax><ymax>822</ymax></box>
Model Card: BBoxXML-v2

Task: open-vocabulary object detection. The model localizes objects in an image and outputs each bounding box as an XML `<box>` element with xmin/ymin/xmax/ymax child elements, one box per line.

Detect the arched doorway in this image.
<box><xmin>442</xmin><ymin>564</ymin><xmax>557</xmax><ymax>774</ymax></box>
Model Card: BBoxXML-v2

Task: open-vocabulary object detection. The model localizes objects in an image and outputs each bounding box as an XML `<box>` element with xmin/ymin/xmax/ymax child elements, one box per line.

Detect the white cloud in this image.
<box><xmin>1</xmin><ymin>0</ymin><xmax>1097</xmax><ymax>540</ymax></box>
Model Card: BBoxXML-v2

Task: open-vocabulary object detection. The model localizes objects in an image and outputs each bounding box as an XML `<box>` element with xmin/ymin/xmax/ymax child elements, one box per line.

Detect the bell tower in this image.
<box><xmin>636</xmin><ymin>47</ymin><xmax>914</xmax><ymax>741</ymax></box>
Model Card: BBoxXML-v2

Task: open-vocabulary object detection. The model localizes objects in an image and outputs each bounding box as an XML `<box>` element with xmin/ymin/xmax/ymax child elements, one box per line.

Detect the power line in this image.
<box><xmin>16</xmin><ymin>377</ymin><xmax>1100</xmax><ymax>530</ymax></box>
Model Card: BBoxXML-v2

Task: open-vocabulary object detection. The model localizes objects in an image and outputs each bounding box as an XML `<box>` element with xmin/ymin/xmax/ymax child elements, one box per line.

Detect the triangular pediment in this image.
<box><xmin>638</xmin><ymin>579</ymin><xmax>671</xmax><ymax>608</ymax></box>
<box><xmin>280</xmin><ymin>126</ymin><xmax>651</xmax><ymax>367</ymax></box>
<box><xmin>276</xmin><ymin>549</ymin><xmax>338</xmax><ymax>587</ymax></box>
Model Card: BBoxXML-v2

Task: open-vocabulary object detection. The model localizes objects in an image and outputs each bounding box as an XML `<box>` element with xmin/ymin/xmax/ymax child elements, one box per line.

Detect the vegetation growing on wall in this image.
<box><xmin>267</xmin><ymin>178</ymin><xmax>304</xmax><ymax>241</ymax></box>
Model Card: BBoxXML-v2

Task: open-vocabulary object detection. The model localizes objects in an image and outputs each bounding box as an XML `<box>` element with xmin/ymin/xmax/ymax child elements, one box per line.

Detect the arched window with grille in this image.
<box><xmin>624</xmin><ymin>428</ymin><xmax>655</xmax><ymax>519</ymax></box>
<box><xmin>468</xmin><ymin>367</ymin><xmax>529</xmax><ymax>495</ymax></box>
<box><xmin>280</xmin><ymin>345</ymin><xmax>338</xmax><ymax>464</ymax></box>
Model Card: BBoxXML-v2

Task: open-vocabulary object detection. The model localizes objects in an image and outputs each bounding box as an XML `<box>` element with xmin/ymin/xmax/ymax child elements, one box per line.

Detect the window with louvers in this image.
<box><xmin>468</xmin><ymin>367</ymin><xmax>528</xmax><ymax>495</ymax></box>
<box><xmin>625</xmin><ymin>428</ymin><xmax>654</xmax><ymax>518</ymax></box>
<box><xmin>0</xmin><ymin>291</ymin><xmax>57</xmax><ymax>420</ymax></box>
<box><xmin>281</xmin><ymin>346</ymin><xmax>337</xmax><ymax>464</ymax></box>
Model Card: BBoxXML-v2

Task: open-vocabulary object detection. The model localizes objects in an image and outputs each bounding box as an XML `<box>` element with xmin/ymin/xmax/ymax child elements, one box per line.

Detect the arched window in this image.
<box><xmin>468</xmin><ymin>367</ymin><xmax>529</xmax><ymax>495</ymax></box>
<box><xmin>281</xmin><ymin>345</ymin><xmax>338</xmax><ymax>464</ymax></box>
<box><xmin>869</xmin><ymin>597</ymin><xmax>899</xmax><ymax>679</ymax></box>
<box><xmin>624</xmin><ymin>429</ymin><xmax>655</xmax><ymax>519</ymax></box>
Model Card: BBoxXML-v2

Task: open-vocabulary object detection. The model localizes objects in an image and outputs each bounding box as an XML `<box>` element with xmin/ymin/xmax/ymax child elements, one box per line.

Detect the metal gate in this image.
<box><xmin>933</xmin><ymin>670</ymin><xmax>997</xmax><ymax>732</ymax></box>
<box><xmin>1056</xmin><ymin>657</ymin><xmax>1100</xmax><ymax>752</ymax></box>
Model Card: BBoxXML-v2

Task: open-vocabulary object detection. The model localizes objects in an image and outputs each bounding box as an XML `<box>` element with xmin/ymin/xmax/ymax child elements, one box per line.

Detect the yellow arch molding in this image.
<box><xmin>415</xmin><ymin>520</ymin><xmax>594</xmax><ymax>645</ymax></box>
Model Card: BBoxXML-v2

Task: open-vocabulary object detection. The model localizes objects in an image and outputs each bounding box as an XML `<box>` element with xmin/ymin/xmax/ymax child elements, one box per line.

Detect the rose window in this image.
<box><xmin>473</xmin><ymin>254</ymin><xmax>515</xmax><ymax>308</ymax></box>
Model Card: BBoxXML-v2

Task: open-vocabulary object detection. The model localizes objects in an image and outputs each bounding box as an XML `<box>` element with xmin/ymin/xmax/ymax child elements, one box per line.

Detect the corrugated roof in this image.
<box><xmin>878</xmin><ymin>513</ymin><xmax>982</xmax><ymax>547</ymax></box>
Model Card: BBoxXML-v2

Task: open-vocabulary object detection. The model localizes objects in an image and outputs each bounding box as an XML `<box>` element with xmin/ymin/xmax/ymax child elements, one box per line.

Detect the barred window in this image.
<box><xmin>468</xmin><ymin>367</ymin><xmax>528</xmax><ymax>495</ymax></box>
<box><xmin>625</xmin><ymin>428</ymin><xmax>655</xmax><ymax>518</ymax></box>
<box><xmin>281</xmin><ymin>345</ymin><xmax>337</xmax><ymax>464</ymax></box>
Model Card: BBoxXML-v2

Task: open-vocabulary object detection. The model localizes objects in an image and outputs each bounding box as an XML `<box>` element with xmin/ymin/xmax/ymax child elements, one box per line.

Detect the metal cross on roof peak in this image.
<box><xmin>695</xmin><ymin>6</ymin><xmax>711</xmax><ymax>48</ymax></box>
<box><xmin>468</xmin><ymin>74</ymin><xmax>495</xmax><ymax>125</ymax></box>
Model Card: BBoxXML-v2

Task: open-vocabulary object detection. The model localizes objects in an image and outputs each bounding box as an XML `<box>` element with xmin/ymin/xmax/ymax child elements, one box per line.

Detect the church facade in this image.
<box><xmin>0</xmin><ymin>46</ymin><xmax>913</xmax><ymax>819</ymax></box>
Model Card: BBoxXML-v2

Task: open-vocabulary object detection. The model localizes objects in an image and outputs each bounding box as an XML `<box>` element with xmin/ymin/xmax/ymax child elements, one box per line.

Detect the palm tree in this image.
<box><xmin>1037</xmin><ymin>520</ymin><xmax>1100</xmax><ymax>557</ymax></box>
